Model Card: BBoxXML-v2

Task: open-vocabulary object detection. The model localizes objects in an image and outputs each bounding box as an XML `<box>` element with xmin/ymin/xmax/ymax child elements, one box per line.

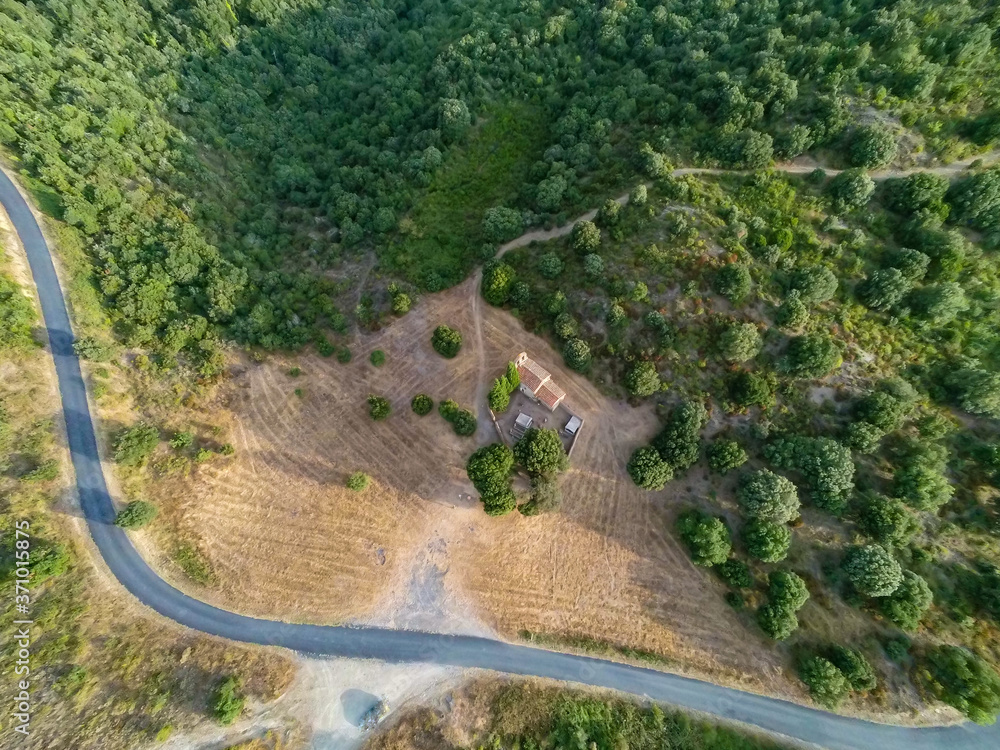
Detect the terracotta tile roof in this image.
<box><xmin>536</xmin><ymin>381</ymin><xmax>566</xmax><ymax>410</ymax></box>
<box><xmin>517</xmin><ymin>358</ymin><xmax>549</xmax><ymax>393</ymax></box>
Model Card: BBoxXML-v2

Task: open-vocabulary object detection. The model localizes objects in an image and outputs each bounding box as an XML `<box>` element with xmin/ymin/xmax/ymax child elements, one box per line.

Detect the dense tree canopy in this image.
<box><xmin>738</xmin><ymin>469</ymin><xmax>801</xmax><ymax>524</ymax></box>
<box><xmin>844</xmin><ymin>545</ymin><xmax>904</xmax><ymax>598</ymax></box>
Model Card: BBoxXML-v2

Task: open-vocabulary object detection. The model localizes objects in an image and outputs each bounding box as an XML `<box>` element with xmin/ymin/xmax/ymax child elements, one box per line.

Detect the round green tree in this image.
<box><xmin>843</xmin><ymin>544</ymin><xmax>903</xmax><ymax>597</ymax></box>
<box><xmin>738</xmin><ymin>469</ymin><xmax>801</xmax><ymax>524</ymax></box>
<box><xmin>482</xmin><ymin>206</ymin><xmax>523</xmax><ymax>243</ymax></box>
<box><xmin>718</xmin><ymin>322</ymin><xmax>762</xmax><ymax>363</ymax></box>
<box><xmin>514</xmin><ymin>428</ymin><xmax>569</xmax><ymax>477</ymax></box>
<box><xmin>411</xmin><ymin>394</ymin><xmax>434</xmax><ymax>415</ymax></box>
<box><xmin>677</xmin><ymin>510</ymin><xmax>731</xmax><ymax>567</ymax></box>
<box><xmin>781</xmin><ymin>334</ymin><xmax>841</xmax><ymax>378</ymax></box>
<box><xmin>827</xmin><ymin>168</ymin><xmax>875</xmax><ymax>212</ymax></box>
<box><xmin>625</xmin><ymin>360</ymin><xmax>660</xmax><ymax>397</ymax></box>
<box><xmin>571</xmin><ymin>220</ymin><xmax>601</xmax><ymax>255</ymax></box>
<box><xmin>799</xmin><ymin>656</ymin><xmax>851</xmax><ymax>708</ymax></box>
<box><xmin>431</xmin><ymin>325</ymin><xmax>462</xmax><ymax>358</ymax></box>
<box><xmin>707</xmin><ymin>439</ymin><xmax>748</xmax><ymax>475</ymax></box>
<box><xmin>922</xmin><ymin>645</ymin><xmax>1000</xmax><ymax>725</ymax></box>
<box><xmin>849</xmin><ymin>125</ymin><xmax>897</xmax><ymax>169</ymax></box>
<box><xmin>562</xmin><ymin>338</ymin><xmax>591</xmax><ymax>372</ymax></box>
<box><xmin>713</xmin><ymin>264</ymin><xmax>752</xmax><ymax>304</ymax></box>
<box><xmin>880</xmin><ymin>570</ymin><xmax>932</xmax><ymax>631</ymax></box>
<box><xmin>627</xmin><ymin>446</ymin><xmax>673</xmax><ymax>490</ymax></box>
<box><xmin>857</xmin><ymin>268</ymin><xmax>911</xmax><ymax>311</ymax></box>
<box><xmin>742</xmin><ymin>518</ymin><xmax>792</xmax><ymax>563</ymax></box>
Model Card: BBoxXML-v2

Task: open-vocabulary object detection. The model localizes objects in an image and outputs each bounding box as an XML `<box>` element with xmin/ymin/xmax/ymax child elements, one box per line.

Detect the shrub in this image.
<box><xmin>370</xmin><ymin>350</ymin><xmax>386</xmax><ymax>367</ymax></box>
<box><xmin>431</xmin><ymin>325</ymin><xmax>462</xmax><ymax>358</ymax></box>
<box><xmin>411</xmin><ymin>394</ymin><xmax>434</xmax><ymax>415</ymax></box>
<box><xmin>629</xmin><ymin>183</ymin><xmax>648</xmax><ymax>207</ymax></box>
<box><xmin>337</xmin><ymin>347</ymin><xmax>352</xmax><ymax>363</ymax></box>
<box><xmin>880</xmin><ymin>570</ymin><xmax>932</xmax><ymax>631</ymax></box>
<box><xmin>553</xmin><ymin>312</ymin><xmax>578</xmax><ymax>340</ymax></box>
<box><xmin>886</xmin><ymin>173</ymin><xmax>949</xmax><ymax>215</ymax></box>
<box><xmin>846</xmin><ymin>421</ymin><xmax>884</xmax><ymax>454</ymax></box>
<box><xmin>624</xmin><ymin>361</ymin><xmax>660</xmax><ymax>397</ymax></box>
<box><xmin>113</xmin><ymin>424</ymin><xmax>160</xmax><ymax>466</ymax></box>
<box><xmin>718</xmin><ymin>322</ymin><xmax>762</xmax><ymax>362</ymax></box>
<box><xmin>947</xmin><ymin>365</ymin><xmax>1000</xmax><ymax>418</ymax></box>
<box><xmin>211</xmin><ymin>677</ymin><xmax>244</xmax><ymax>725</ymax></box>
<box><xmin>713</xmin><ymin>264</ymin><xmax>752</xmax><ymax>304</ymax></box>
<box><xmin>843</xmin><ymin>544</ymin><xmax>903</xmax><ymax>598</ymax></box>
<box><xmin>776</xmin><ymin>290</ymin><xmax>809</xmax><ymax>329</ymax></box>
<box><xmin>676</xmin><ymin>509</ymin><xmax>731</xmax><ymax>567</ymax></box>
<box><xmin>728</xmin><ymin>370</ymin><xmax>777</xmax><ymax>409</ymax></box>
<box><xmin>562</xmin><ymin>338</ymin><xmax>591</xmax><ymax>372</ymax></box>
<box><xmin>922</xmin><ymin>645</ymin><xmax>1000</xmax><ymax>725</ymax></box>
<box><xmin>717</xmin><ymin>559</ymin><xmax>753</xmax><ymax>589</ymax></box>
<box><xmin>738</xmin><ymin>469</ymin><xmax>800</xmax><ymax>524</ymax></box>
<box><xmin>514</xmin><ymin>427</ymin><xmax>568</xmax><ymax>477</ymax></box>
<box><xmin>789</xmin><ymin>266</ymin><xmax>838</xmax><ymax>304</ymax></box>
<box><xmin>170</xmin><ymin>430</ymin><xmax>195</xmax><ymax>450</ymax></box>
<box><xmin>483</xmin><ymin>206</ymin><xmax>523</xmax><ymax>243</ymax></box>
<box><xmin>855</xmin><ymin>493</ymin><xmax>920</xmax><ymax>548</ymax></box>
<box><xmin>346</xmin><ymin>472</ymin><xmax>370</xmax><ymax>491</ymax></box>
<box><xmin>439</xmin><ymin>399</ymin><xmax>476</xmax><ymax>436</ymax></box>
<box><xmin>652</xmin><ymin>400</ymin><xmax>707</xmax><ymax>473</ymax></box>
<box><xmin>857</xmin><ymin>268</ymin><xmax>910</xmax><ymax>311</ymax></box>
<box><xmin>467</xmin><ymin>443</ymin><xmax>516</xmax><ymax>515</ymax></box>
<box><xmin>627</xmin><ymin>446</ymin><xmax>673</xmax><ymax>490</ymax></box>
<box><xmin>538</xmin><ymin>252</ymin><xmax>564</xmax><ymax>279</ymax></box>
<box><xmin>799</xmin><ymin>657</ymin><xmax>850</xmax><ymax>708</ymax></box>
<box><xmin>765</xmin><ymin>436</ymin><xmax>854</xmax><ymax>515</ymax></box>
<box><xmin>742</xmin><ymin>518</ymin><xmax>792</xmax><ymax>563</ymax></box>
<box><xmin>707</xmin><ymin>439</ymin><xmax>747</xmax><ymax>475</ymax></box>
<box><xmin>781</xmin><ymin>334</ymin><xmax>841</xmax><ymax>378</ymax></box>
<box><xmin>912</xmin><ymin>282</ymin><xmax>968</xmax><ymax>323</ymax></box>
<box><xmin>367</xmin><ymin>395</ymin><xmax>391</xmax><ymax>421</ymax></box>
<box><xmin>571</xmin><ymin>220</ymin><xmax>601</xmax><ymax>255</ymax></box>
<box><xmin>827</xmin><ymin>168</ymin><xmax>875</xmax><ymax>211</ymax></box>
<box><xmin>583</xmin><ymin>253</ymin><xmax>604</xmax><ymax>278</ymax></box>
<box><xmin>482</xmin><ymin>260</ymin><xmax>516</xmax><ymax>306</ymax></box>
<box><xmin>757</xmin><ymin>570</ymin><xmax>809</xmax><ymax>640</ymax></box>
<box><xmin>828</xmin><ymin>646</ymin><xmax>877</xmax><ymax>692</ymax></box>
<box><xmin>849</xmin><ymin>125</ymin><xmax>897</xmax><ymax>168</ymax></box>
<box><xmin>73</xmin><ymin>336</ymin><xmax>115</xmax><ymax>362</ymax></box>
<box><xmin>114</xmin><ymin>500</ymin><xmax>158</xmax><ymax>529</ymax></box>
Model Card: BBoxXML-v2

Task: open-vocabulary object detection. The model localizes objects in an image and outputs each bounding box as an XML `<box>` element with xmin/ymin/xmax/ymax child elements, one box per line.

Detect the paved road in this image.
<box><xmin>2</xmin><ymin>168</ymin><xmax>998</xmax><ymax>749</ymax></box>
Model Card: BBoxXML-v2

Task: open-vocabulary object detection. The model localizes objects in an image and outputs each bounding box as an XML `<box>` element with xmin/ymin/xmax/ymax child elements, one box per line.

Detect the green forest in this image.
<box><xmin>3</xmin><ymin>0</ymin><xmax>1000</xmax><ymax>362</ymax></box>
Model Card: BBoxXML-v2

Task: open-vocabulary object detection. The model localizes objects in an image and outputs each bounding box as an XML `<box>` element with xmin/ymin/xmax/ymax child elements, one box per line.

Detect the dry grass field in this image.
<box><xmin>145</xmin><ymin>277</ymin><xmax>794</xmax><ymax>697</ymax></box>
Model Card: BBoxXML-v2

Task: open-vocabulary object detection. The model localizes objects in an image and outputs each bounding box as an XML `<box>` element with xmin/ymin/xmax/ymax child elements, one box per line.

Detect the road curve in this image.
<box><xmin>2</xmin><ymin>167</ymin><xmax>998</xmax><ymax>750</ymax></box>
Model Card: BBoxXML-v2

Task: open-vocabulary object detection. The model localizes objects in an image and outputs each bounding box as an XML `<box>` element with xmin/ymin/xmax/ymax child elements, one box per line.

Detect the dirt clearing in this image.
<box><xmin>148</xmin><ymin>277</ymin><xmax>793</xmax><ymax>697</ymax></box>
